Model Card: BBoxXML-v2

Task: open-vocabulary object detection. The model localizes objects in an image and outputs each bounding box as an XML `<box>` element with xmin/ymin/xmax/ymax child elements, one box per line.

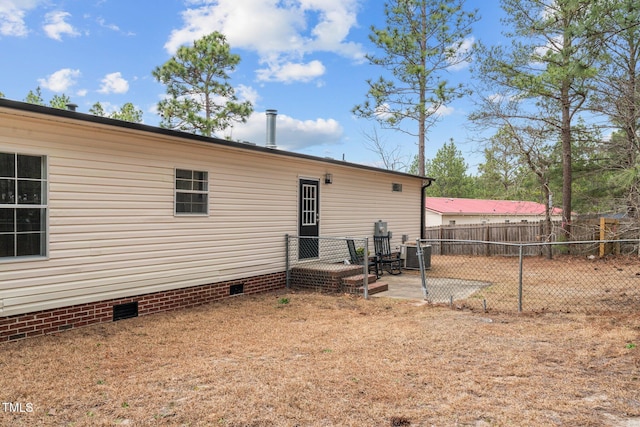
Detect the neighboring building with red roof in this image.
<box><xmin>425</xmin><ymin>197</ymin><xmax>563</xmax><ymax>226</ymax></box>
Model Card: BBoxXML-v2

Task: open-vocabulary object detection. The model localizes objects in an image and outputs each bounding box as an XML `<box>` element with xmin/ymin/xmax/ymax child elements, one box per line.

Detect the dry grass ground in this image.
<box><xmin>426</xmin><ymin>255</ymin><xmax>640</xmax><ymax>313</ymax></box>
<box><xmin>1</xmin><ymin>289</ymin><xmax>639</xmax><ymax>426</ymax></box>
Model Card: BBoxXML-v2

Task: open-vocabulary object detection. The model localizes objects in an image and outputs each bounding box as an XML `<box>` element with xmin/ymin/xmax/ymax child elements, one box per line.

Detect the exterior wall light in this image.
<box><xmin>324</xmin><ymin>173</ymin><xmax>333</xmax><ymax>184</ymax></box>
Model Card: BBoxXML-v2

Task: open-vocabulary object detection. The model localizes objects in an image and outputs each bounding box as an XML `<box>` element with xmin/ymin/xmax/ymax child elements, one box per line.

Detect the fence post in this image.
<box><xmin>285</xmin><ymin>234</ymin><xmax>290</xmax><ymax>289</ymax></box>
<box><xmin>417</xmin><ymin>238</ymin><xmax>428</xmax><ymax>299</ymax></box>
<box><xmin>485</xmin><ymin>224</ymin><xmax>490</xmax><ymax>256</ymax></box>
<box><xmin>518</xmin><ymin>244</ymin><xmax>523</xmax><ymax>312</ymax></box>
<box><xmin>363</xmin><ymin>237</ymin><xmax>369</xmax><ymax>300</ymax></box>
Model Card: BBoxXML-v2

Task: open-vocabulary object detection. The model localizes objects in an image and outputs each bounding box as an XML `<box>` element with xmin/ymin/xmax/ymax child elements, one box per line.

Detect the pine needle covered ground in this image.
<box><xmin>1</xmin><ymin>266</ymin><xmax>639</xmax><ymax>426</ymax></box>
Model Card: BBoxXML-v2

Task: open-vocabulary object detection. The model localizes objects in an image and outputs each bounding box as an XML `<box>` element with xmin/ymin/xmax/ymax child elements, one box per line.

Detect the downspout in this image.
<box><xmin>421</xmin><ymin>179</ymin><xmax>434</xmax><ymax>240</ymax></box>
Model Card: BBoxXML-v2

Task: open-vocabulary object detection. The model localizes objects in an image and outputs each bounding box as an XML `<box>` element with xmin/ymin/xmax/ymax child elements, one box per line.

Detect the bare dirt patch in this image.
<box><xmin>1</xmin><ymin>289</ymin><xmax>639</xmax><ymax>426</ymax></box>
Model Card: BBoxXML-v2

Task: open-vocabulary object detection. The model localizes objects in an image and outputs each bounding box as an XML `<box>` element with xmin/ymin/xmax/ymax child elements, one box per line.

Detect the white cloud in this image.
<box><xmin>164</xmin><ymin>0</ymin><xmax>364</xmax><ymax>83</ymax></box>
<box><xmin>532</xmin><ymin>35</ymin><xmax>563</xmax><ymax>67</ymax></box>
<box><xmin>93</xmin><ymin>101</ymin><xmax>117</xmax><ymax>114</ymax></box>
<box><xmin>432</xmin><ymin>105</ymin><xmax>454</xmax><ymax>118</ymax></box>
<box><xmin>228</xmin><ymin>111</ymin><xmax>343</xmax><ymax>150</ymax></box>
<box><xmin>96</xmin><ymin>17</ymin><xmax>135</xmax><ymax>36</ymax></box>
<box><xmin>97</xmin><ymin>17</ymin><xmax>120</xmax><ymax>32</ymax></box>
<box><xmin>98</xmin><ymin>72</ymin><xmax>129</xmax><ymax>94</ymax></box>
<box><xmin>236</xmin><ymin>84</ymin><xmax>259</xmax><ymax>105</ymax></box>
<box><xmin>0</xmin><ymin>0</ymin><xmax>43</xmax><ymax>37</ymax></box>
<box><xmin>256</xmin><ymin>60</ymin><xmax>326</xmax><ymax>83</ymax></box>
<box><xmin>447</xmin><ymin>36</ymin><xmax>475</xmax><ymax>71</ymax></box>
<box><xmin>38</xmin><ymin>68</ymin><xmax>81</xmax><ymax>92</ymax></box>
<box><xmin>301</xmin><ymin>0</ymin><xmax>365</xmax><ymax>60</ymax></box>
<box><xmin>165</xmin><ymin>1</ymin><xmax>303</xmax><ymax>55</ymax></box>
<box><xmin>43</xmin><ymin>10</ymin><xmax>80</xmax><ymax>41</ymax></box>
<box><xmin>540</xmin><ymin>1</ymin><xmax>559</xmax><ymax>20</ymax></box>
<box><xmin>373</xmin><ymin>103</ymin><xmax>393</xmax><ymax>121</ymax></box>
<box><xmin>487</xmin><ymin>93</ymin><xmax>505</xmax><ymax>103</ymax></box>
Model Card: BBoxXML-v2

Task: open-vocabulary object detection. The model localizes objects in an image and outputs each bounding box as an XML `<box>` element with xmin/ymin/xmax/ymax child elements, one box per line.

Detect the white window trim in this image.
<box><xmin>0</xmin><ymin>152</ymin><xmax>48</xmax><ymax>261</ymax></box>
<box><xmin>174</xmin><ymin>168</ymin><xmax>209</xmax><ymax>216</ymax></box>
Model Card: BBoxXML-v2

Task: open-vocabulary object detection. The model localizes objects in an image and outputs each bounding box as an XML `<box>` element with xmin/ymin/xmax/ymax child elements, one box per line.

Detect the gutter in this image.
<box><xmin>421</xmin><ymin>179</ymin><xmax>434</xmax><ymax>240</ymax></box>
<box><xmin>0</xmin><ymin>98</ymin><xmax>426</xmax><ymax>182</ymax></box>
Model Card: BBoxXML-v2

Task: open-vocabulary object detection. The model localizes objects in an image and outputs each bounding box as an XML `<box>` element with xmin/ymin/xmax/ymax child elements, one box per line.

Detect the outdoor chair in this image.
<box><xmin>347</xmin><ymin>239</ymin><xmax>380</xmax><ymax>278</ymax></box>
<box><xmin>373</xmin><ymin>235</ymin><xmax>402</xmax><ymax>275</ymax></box>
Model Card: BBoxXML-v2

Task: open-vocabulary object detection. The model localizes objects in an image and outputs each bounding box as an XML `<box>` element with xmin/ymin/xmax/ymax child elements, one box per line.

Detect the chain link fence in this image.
<box><xmin>285</xmin><ymin>235</ymin><xmax>376</xmax><ymax>297</ymax></box>
<box><xmin>418</xmin><ymin>239</ymin><xmax>640</xmax><ymax>313</ymax></box>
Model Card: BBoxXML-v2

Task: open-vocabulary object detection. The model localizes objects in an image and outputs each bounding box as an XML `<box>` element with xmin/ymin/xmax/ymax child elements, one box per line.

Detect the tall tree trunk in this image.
<box><xmin>561</xmin><ymin>87</ymin><xmax>572</xmax><ymax>241</ymax></box>
<box><xmin>626</xmin><ymin>49</ymin><xmax>639</xmax><ymax>218</ymax></box>
<box><xmin>543</xmin><ymin>183</ymin><xmax>553</xmax><ymax>260</ymax></box>
<box><xmin>418</xmin><ymin>104</ymin><xmax>426</xmax><ymax>177</ymax></box>
<box><xmin>418</xmin><ymin>1</ymin><xmax>427</xmax><ymax>178</ymax></box>
<box><xmin>561</xmin><ymin>25</ymin><xmax>573</xmax><ymax>243</ymax></box>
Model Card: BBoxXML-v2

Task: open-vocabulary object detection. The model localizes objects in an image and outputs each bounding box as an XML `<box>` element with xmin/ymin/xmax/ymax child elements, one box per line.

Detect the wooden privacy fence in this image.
<box><xmin>424</xmin><ymin>219</ymin><xmax>640</xmax><ymax>256</ymax></box>
<box><xmin>424</xmin><ymin>222</ymin><xmax>558</xmax><ymax>256</ymax></box>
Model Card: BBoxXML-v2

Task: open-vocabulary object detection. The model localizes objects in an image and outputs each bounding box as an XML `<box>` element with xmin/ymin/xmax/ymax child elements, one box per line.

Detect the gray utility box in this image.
<box><xmin>402</xmin><ymin>244</ymin><xmax>431</xmax><ymax>270</ymax></box>
<box><xmin>374</xmin><ymin>220</ymin><xmax>388</xmax><ymax>237</ymax></box>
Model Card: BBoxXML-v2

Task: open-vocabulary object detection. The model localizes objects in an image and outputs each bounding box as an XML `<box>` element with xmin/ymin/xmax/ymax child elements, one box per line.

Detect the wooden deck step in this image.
<box><xmin>359</xmin><ymin>282</ymin><xmax>388</xmax><ymax>295</ymax></box>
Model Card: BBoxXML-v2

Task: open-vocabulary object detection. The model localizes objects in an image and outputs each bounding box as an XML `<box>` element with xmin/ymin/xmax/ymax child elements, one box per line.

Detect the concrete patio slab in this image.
<box><xmin>371</xmin><ymin>271</ymin><xmax>491</xmax><ymax>303</ymax></box>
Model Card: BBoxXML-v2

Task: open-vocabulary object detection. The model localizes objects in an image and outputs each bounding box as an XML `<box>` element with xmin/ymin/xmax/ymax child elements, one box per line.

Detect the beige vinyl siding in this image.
<box><xmin>318</xmin><ymin>167</ymin><xmax>422</xmax><ymax>251</ymax></box>
<box><xmin>0</xmin><ymin>108</ymin><xmax>423</xmax><ymax>316</ymax></box>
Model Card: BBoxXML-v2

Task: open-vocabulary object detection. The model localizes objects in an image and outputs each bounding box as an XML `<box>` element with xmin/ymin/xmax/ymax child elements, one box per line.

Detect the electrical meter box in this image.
<box><xmin>374</xmin><ymin>220</ymin><xmax>387</xmax><ymax>236</ymax></box>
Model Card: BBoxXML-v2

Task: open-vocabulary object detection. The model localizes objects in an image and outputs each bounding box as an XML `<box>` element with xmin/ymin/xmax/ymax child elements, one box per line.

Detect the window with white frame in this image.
<box><xmin>0</xmin><ymin>152</ymin><xmax>47</xmax><ymax>258</ymax></box>
<box><xmin>175</xmin><ymin>168</ymin><xmax>208</xmax><ymax>215</ymax></box>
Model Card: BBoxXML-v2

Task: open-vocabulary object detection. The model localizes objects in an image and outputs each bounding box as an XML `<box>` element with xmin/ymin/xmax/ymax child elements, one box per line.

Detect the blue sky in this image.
<box><xmin>0</xmin><ymin>0</ymin><xmax>507</xmax><ymax>173</ymax></box>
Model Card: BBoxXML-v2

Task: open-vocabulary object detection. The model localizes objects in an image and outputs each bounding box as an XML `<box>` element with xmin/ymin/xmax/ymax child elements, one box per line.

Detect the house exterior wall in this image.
<box><xmin>425</xmin><ymin>210</ymin><xmax>444</xmax><ymax>227</ymax></box>
<box><xmin>0</xmin><ymin>105</ymin><xmax>423</xmax><ymax>326</ymax></box>
<box><xmin>425</xmin><ymin>211</ymin><xmax>563</xmax><ymax>226</ymax></box>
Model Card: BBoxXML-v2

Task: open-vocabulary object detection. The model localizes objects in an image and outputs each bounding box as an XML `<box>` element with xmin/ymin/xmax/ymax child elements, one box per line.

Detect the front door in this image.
<box><xmin>298</xmin><ymin>178</ymin><xmax>319</xmax><ymax>259</ymax></box>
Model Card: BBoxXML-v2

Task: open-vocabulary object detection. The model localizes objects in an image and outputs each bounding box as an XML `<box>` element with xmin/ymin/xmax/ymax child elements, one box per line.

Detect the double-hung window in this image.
<box><xmin>0</xmin><ymin>153</ymin><xmax>47</xmax><ymax>258</ymax></box>
<box><xmin>175</xmin><ymin>169</ymin><xmax>208</xmax><ymax>215</ymax></box>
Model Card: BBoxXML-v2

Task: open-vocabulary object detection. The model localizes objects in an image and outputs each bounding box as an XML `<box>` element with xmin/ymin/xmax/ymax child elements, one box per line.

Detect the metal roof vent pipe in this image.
<box><xmin>65</xmin><ymin>103</ymin><xmax>78</xmax><ymax>112</ymax></box>
<box><xmin>266</xmin><ymin>109</ymin><xmax>277</xmax><ymax>149</ymax></box>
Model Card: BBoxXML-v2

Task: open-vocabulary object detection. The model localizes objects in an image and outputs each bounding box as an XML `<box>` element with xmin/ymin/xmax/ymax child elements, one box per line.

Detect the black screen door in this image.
<box><xmin>298</xmin><ymin>178</ymin><xmax>319</xmax><ymax>259</ymax></box>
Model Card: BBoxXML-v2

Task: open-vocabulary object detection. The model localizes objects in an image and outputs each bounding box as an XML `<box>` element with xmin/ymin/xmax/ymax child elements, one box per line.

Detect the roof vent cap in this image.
<box><xmin>266</xmin><ymin>109</ymin><xmax>277</xmax><ymax>149</ymax></box>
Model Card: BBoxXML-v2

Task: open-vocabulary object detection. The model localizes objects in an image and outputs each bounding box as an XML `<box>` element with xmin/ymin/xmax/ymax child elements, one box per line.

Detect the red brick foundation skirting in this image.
<box><xmin>289</xmin><ymin>264</ymin><xmax>363</xmax><ymax>292</ymax></box>
<box><xmin>0</xmin><ymin>272</ymin><xmax>286</xmax><ymax>343</ymax></box>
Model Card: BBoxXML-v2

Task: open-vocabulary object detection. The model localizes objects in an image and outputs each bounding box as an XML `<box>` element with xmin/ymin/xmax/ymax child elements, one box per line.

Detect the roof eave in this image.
<box><xmin>0</xmin><ymin>98</ymin><xmax>434</xmax><ymax>183</ymax></box>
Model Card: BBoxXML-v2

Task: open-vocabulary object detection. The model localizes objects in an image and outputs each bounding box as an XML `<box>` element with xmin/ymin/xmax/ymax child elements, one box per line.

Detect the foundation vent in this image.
<box><xmin>230</xmin><ymin>284</ymin><xmax>244</xmax><ymax>296</ymax></box>
<box><xmin>113</xmin><ymin>302</ymin><xmax>139</xmax><ymax>321</ymax></box>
